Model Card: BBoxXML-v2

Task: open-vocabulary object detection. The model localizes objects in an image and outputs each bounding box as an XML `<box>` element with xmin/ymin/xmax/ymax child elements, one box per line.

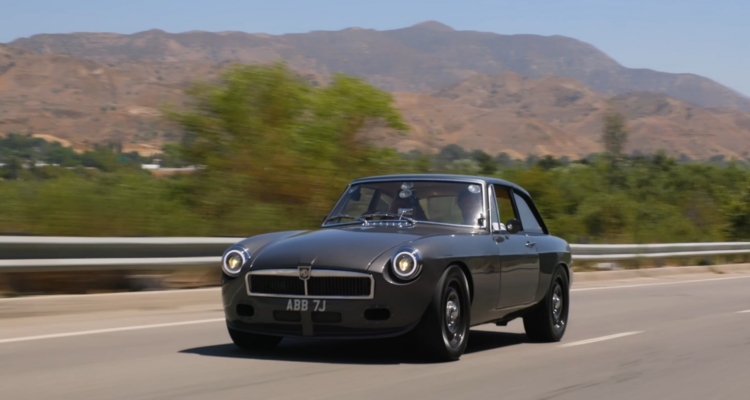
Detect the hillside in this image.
<box><xmin>2</xmin><ymin>40</ymin><xmax>750</xmax><ymax>160</ymax></box>
<box><xmin>0</xmin><ymin>44</ymin><xmax>225</xmax><ymax>155</ymax></box>
<box><xmin>8</xmin><ymin>21</ymin><xmax>750</xmax><ymax>111</ymax></box>
<box><xmin>373</xmin><ymin>73</ymin><xmax>750</xmax><ymax>160</ymax></box>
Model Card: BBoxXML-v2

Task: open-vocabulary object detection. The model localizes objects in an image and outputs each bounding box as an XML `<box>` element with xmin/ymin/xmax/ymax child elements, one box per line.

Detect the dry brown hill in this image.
<box><xmin>373</xmin><ymin>72</ymin><xmax>750</xmax><ymax>160</ymax></box>
<box><xmin>9</xmin><ymin>22</ymin><xmax>750</xmax><ymax>111</ymax></box>
<box><xmin>0</xmin><ymin>44</ymin><xmax>226</xmax><ymax>155</ymax></box>
<box><xmin>2</xmin><ymin>43</ymin><xmax>750</xmax><ymax>160</ymax></box>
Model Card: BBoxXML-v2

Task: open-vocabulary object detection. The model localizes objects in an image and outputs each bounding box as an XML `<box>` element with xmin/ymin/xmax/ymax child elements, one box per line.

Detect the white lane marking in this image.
<box><xmin>738</xmin><ymin>310</ymin><xmax>750</xmax><ymax>314</ymax></box>
<box><xmin>0</xmin><ymin>318</ymin><xmax>224</xmax><ymax>345</ymax></box>
<box><xmin>572</xmin><ymin>275</ymin><xmax>750</xmax><ymax>292</ymax></box>
<box><xmin>560</xmin><ymin>331</ymin><xmax>644</xmax><ymax>348</ymax></box>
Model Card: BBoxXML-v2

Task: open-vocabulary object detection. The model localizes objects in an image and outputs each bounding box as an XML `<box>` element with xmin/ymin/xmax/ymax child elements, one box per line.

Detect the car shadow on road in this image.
<box><xmin>179</xmin><ymin>330</ymin><xmax>528</xmax><ymax>365</ymax></box>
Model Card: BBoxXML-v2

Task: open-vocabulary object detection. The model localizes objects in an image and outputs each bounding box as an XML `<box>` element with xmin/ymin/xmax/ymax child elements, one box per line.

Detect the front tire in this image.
<box><xmin>412</xmin><ymin>265</ymin><xmax>471</xmax><ymax>362</ymax></box>
<box><xmin>523</xmin><ymin>266</ymin><xmax>569</xmax><ymax>342</ymax></box>
<box><xmin>227</xmin><ymin>326</ymin><xmax>283</xmax><ymax>351</ymax></box>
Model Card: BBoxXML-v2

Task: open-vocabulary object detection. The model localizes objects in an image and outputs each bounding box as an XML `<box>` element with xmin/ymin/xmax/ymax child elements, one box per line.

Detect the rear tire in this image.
<box><xmin>227</xmin><ymin>326</ymin><xmax>283</xmax><ymax>351</ymax></box>
<box><xmin>523</xmin><ymin>266</ymin><xmax>569</xmax><ymax>342</ymax></box>
<box><xmin>411</xmin><ymin>265</ymin><xmax>471</xmax><ymax>362</ymax></box>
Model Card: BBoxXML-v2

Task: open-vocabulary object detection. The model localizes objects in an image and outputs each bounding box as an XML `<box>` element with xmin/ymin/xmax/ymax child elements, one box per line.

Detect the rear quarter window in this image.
<box><xmin>512</xmin><ymin>193</ymin><xmax>545</xmax><ymax>234</ymax></box>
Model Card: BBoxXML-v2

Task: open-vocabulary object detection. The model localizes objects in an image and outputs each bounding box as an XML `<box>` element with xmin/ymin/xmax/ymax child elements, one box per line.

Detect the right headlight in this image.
<box><xmin>222</xmin><ymin>247</ymin><xmax>250</xmax><ymax>276</ymax></box>
<box><xmin>391</xmin><ymin>248</ymin><xmax>422</xmax><ymax>281</ymax></box>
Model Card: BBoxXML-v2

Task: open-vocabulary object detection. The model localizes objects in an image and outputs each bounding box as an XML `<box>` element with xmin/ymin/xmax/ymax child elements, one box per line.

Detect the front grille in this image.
<box><xmin>249</xmin><ymin>275</ymin><xmax>304</xmax><ymax>296</ymax></box>
<box><xmin>246</xmin><ymin>269</ymin><xmax>374</xmax><ymax>299</ymax></box>
<box><xmin>308</xmin><ymin>277</ymin><xmax>371</xmax><ymax>297</ymax></box>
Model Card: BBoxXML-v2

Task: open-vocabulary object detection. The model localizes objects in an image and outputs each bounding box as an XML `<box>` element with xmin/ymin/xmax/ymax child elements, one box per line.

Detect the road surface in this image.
<box><xmin>1</xmin><ymin>273</ymin><xmax>750</xmax><ymax>400</ymax></box>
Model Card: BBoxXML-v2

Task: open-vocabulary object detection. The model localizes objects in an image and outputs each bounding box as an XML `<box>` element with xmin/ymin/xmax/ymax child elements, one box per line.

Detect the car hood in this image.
<box><xmin>249</xmin><ymin>226</ymin><xmax>425</xmax><ymax>271</ymax></box>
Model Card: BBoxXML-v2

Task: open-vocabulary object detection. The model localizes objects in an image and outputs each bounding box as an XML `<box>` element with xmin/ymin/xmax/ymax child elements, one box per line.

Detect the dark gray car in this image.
<box><xmin>221</xmin><ymin>174</ymin><xmax>572</xmax><ymax>361</ymax></box>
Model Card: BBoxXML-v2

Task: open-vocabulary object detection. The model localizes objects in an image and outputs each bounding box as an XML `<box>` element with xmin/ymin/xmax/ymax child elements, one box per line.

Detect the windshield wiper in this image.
<box><xmin>324</xmin><ymin>214</ymin><xmax>367</xmax><ymax>224</ymax></box>
<box><xmin>360</xmin><ymin>212</ymin><xmax>416</xmax><ymax>224</ymax></box>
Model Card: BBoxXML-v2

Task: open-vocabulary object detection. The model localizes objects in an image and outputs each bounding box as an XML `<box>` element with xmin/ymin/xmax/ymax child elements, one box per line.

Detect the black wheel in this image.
<box><xmin>411</xmin><ymin>265</ymin><xmax>471</xmax><ymax>362</ymax></box>
<box><xmin>523</xmin><ymin>266</ymin><xmax>569</xmax><ymax>342</ymax></box>
<box><xmin>227</xmin><ymin>326</ymin><xmax>283</xmax><ymax>351</ymax></box>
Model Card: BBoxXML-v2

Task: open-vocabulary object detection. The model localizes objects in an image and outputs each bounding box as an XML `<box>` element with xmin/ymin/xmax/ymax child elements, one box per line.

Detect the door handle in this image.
<box><xmin>525</xmin><ymin>241</ymin><xmax>536</xmax><ymax>248</ymax></box>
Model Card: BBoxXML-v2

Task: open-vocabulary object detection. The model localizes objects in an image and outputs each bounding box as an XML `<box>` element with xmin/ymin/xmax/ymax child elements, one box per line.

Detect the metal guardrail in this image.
<box><xmin>0</xmin><ymin>236</ymin><xmax>239</xmax><ymax>273</ymax></box>
<box><xmin>571</xmin><ymin>242</ymin><xmax>750</xmax><ymax>261</ymax></box>
<box><xmin>0</xmin><ymin>236</ymin><xmax>749</xmax><ymax>273</ymax></box>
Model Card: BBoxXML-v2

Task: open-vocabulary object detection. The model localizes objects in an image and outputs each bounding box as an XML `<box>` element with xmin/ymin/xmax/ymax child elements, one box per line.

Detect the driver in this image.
<box><xmin>389</xmin><ymin>194</ymin><xmax>428</xmax><ymax>221</ymax></box>
<box><xmin>457</xmin><ymin>186</ymin><xmax>482</xmax><ymax>226</ymax></box>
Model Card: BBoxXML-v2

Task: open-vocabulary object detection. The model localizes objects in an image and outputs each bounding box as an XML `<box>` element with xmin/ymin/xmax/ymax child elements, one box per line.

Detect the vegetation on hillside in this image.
<box><xmin>0</xmin><ymin>134</ymin><xmax>153</xmax><ymax>173</ymax></box>
<box><xmin>1</xmin><ymin>63</ymin><xmax>749</xmax><ymax>243</ymax></box>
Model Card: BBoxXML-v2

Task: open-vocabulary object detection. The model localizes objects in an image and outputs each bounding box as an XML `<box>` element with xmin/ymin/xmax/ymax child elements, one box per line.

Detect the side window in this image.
<box><xmin>488</xmin><ymin>185</ymin><xmax>501</xmax><ymax>231</ymax></box>
<box><xmin>493</xmin><ymin>185</ymin><xmax>518</xmax><ymax>224</ymax></box>
<box><xmin>512</xmin><ymin>193</ymin><xmax>544</xmax><ymax>234</ymax></box>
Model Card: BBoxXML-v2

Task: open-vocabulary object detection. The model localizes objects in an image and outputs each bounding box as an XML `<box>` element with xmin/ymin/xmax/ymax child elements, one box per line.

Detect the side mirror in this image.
<box><xmin>491</xmin><ymin>222</ymin><xmax>507</xmax><ymax>233</ymax></box>
<box><xmin>505</xmin><ymin>219</ymin><xmax>522</xmax><ymax>234</ymax></box>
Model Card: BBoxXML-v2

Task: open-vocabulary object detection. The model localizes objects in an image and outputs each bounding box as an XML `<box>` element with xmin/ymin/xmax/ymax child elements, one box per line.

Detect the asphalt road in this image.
<box><xmin>2</xmin><ymin>273</ymin><xmax>750</xmax><ymax>400</ymax></box>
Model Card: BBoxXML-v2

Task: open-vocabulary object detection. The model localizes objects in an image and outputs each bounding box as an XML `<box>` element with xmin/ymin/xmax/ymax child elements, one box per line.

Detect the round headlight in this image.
<box><xmin>222</xmin><ymin>248</ymin><xmax>248</xmax><ymax>276</ymax></box>
<box><xmin>391</xmin><ymin>249</ymin><xmax>421</xmax><ymax>280</ymax></box>
<box><xmin>227</xmin><ymin>254</ymin><xmax>243</xmax><ymax>270</ymax></box>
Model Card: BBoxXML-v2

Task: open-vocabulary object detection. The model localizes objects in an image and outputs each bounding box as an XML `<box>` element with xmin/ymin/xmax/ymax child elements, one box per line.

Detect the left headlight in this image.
<box><xmin>222</xmin><ymin>247</ymin><xmax>250</xmax><ymax>276</ymax></box>
<box><xmin>391</xmin><ymin>248</ymin><xmax>422</xmax><ymax>281</ymax></box>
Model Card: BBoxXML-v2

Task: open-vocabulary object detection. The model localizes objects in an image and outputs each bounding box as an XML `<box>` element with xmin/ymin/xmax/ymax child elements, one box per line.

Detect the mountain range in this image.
<box><xmin>382</xmin><ymin>73</ymin><xmax>750</xmax><ymax>160</ymax></box>
<box><xmin>2</xmin><ymin>21</ymin><xmax>750</xmax><ymax>160</ymax></box>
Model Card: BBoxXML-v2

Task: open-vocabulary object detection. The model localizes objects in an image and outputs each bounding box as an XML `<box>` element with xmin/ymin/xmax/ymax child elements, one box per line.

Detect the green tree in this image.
<box><xmin>537</xmin><ymin>155</ymin><xmax>562</xmax><ymax>171</ymax></box>
<box><xmin>493</xmin><ymin>152</ymin><xmax>513</xmax><ymax>167</ymax></box>
<box><xmin>1</xmin><ymin>156</ymin><xmax>22</xmax><ymax>180</ymax></box>
<box><xmin>602</xmin><ymin>111</ymin><xmax>630</xmax><ymax>188</ymax></box>
<box><xmin>160</xmin><ymin>143</ymin><xmax>187</xmax><ymax>167</ymax></box>
<box><xmin>165</xmin><ymin>62</ymin><xmax>407</xmax><ymax>234</ymax></box>
<box><xmin>435</xmin><ymin>144</ymin><xmax>468</xmax><ymax>168</ymax></box>
<box><xmin>725</xmin><ymin>178</ymin><xmax>750</xmax><ymax>240</ymax></box>
<box><xmin>471</xmin><ymin>150</ymin><xmax>497</xmax><ymax>175</ymax></box>
<box><xmin>445</xmin><ymin>159</ymin><xmax>480</xmax><ymax>175</ymax></box>
<box><xmin>603</xmin><ymin>112</ymin><xmax>629</xmax><ymax>157</ymax></box>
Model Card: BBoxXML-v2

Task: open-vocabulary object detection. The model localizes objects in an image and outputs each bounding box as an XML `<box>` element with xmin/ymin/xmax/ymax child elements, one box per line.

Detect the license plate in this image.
<box><xmin>285</xmin><ymin>299</ymin><xmax>327</xmax><ymax>312</ymax></box>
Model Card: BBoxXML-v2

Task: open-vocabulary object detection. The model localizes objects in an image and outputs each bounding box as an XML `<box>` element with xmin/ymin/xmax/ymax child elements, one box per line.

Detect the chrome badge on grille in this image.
<box><xmin>298</xmin><ymin>266</ymin><xmax>311</xmax><ymax>281</ymax></box>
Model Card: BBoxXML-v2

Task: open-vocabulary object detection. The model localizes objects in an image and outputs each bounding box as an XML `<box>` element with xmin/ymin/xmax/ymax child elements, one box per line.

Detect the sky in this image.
<box><xmin>1</xmin><ymin>0</ymin><xmax>748</xmax><ymax>96</ymax></box>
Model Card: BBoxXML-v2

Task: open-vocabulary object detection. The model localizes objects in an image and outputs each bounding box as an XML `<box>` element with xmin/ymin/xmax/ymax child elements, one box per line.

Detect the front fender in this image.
<box><xmin>368</xmin><ymin>232</ymin><xmax>499</xmax><ymax>324</ymax></box>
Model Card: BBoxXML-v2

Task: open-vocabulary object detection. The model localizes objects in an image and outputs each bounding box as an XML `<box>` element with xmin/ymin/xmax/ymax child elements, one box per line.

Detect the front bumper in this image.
<box><xmin>222</xmin><ymin>270</ymin><xmax>435</xmax><ymax>338</ymax></box>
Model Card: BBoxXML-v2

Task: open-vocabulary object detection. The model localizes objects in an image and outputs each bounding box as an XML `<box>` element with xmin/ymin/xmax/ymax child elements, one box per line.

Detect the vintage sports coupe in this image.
<box><xmin>221</xmin><ymin>174</ymin><xmax>572</xmax><ymax>361</ymax></box>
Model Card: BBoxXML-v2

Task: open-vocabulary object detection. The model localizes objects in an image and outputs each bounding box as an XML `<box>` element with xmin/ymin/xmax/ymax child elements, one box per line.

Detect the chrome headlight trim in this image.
<box><xmin>222</xmin><ymin>247</ymin><xmax>251</xmax><ymax>276</ymax></box>
<box><xmin>391</xmin><ymin>247</ymin><xmax>422</xmax><ymax>281</ymax></box>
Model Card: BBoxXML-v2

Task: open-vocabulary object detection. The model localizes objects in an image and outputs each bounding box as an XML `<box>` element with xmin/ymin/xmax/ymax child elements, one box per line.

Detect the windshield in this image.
<box><xmin>325</xmin><ymin>180</ymin><xmax>486</xmax><ymax>227</ymax></box>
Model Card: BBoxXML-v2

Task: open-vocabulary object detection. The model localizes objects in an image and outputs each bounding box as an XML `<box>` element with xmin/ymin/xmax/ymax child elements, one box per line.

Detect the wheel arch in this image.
<box><xmin>446</xmin><ymin>261</ymin><xmax>474</xmax><ymax>305</ymax></box>
<box><xmin>533</xmin><ymin>260</ymin><xmax>572</xmax><ymax>305</ymax></box>
<box><xmin>557</xmin><ymin>261</ymin><xmax>571</xmax><ymax>285</ymax></box>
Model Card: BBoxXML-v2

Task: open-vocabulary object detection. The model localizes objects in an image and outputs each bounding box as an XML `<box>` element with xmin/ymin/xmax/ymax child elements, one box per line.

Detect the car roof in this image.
<box><xmin>350</xmin><ymin>174</ymin><xmax>531</xmax><ymax>197</ymax></box>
